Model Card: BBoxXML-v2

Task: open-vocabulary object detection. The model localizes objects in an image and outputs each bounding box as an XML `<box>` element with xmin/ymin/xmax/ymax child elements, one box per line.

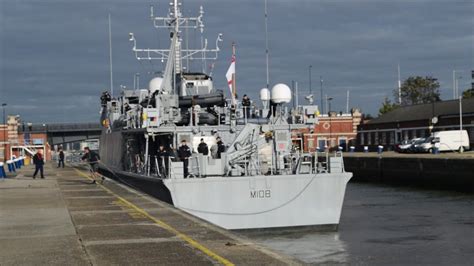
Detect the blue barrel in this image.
<box><xmin>7</xmin><ymin>160</ymin><xmax>15</xmax><ymax>173</ymax></box>
<box><xmin>15</xmin><ymin>159</ymin><xmax>21</xmax><ymax>169</ymax></box>
<box><xmin>338</xmin><ymin>146</ymin><xmax>343</xmax><ymax>152</ymax></box>
<box><xmin>364</xmin><ymin>146</ymin><xmax>369</xmax><ymax>153</ymax></box>
<box><xmin>349</xmin><ymin>146</ymin><xmax>355</xmax><ymax>153</ymax></box>
<box><xmin>0</xmin><ymin>162</ymin><xmax>6</xmax><ymax>178</ymax></box>
<box><xmin>377</xmin><ymin>145</ymin><xmax>384</xmax><ymax>154</ymax></box>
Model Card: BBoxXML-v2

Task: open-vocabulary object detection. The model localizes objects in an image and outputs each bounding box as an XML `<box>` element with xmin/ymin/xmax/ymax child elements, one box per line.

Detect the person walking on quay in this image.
<box><xmin>57</xmin><ymin>148</ymin><xmax>65</xmax><ymax>168</ymax></box>
<box><xmin>197</xmin><ymin>138</ymin><xmax>209</xmax><ymax>155</ymax></box>
<box><xmin>178</xmin><ymin>139</ymin><xmax>191</xmax><ymax>178</ymax></box>
<box><xmin>81</xmin><ymin>147</ymin><xmax>102</xmax><ymax>184</ymax></box>
<box><xmin>32</xmin><ymin>150</ymin><xmax>45</xmax><ymax>179</ymax></box>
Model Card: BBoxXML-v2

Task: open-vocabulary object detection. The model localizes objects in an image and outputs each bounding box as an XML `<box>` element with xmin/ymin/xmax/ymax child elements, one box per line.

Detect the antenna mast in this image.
<box><xmin>264</xmin><ymin>0</ymin><xmax>270</xmax><ymax>88</ymax></box>
<box><xmin>108</xmin><ymin>13</ymin><xmax>114</xmax><ymax>97</ymax></box>
<box><xmin>398</xmin><ymin>64</ymin><xmax>401</xmax><ymax>104</ymax></box>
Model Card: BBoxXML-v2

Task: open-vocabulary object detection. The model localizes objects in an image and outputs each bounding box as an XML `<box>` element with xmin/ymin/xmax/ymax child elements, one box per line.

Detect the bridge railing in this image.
<box><xmin>18</xmin><ymin>123</ymin><xmax>102</xmax><ymax>133</ymax></box>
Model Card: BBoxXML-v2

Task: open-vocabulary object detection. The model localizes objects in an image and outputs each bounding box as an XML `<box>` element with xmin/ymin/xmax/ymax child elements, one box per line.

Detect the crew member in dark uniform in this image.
<box><xmin>157</xmin><ymin>145</ymin><xmax>169</xmax><ymax>177</ymax></box>
<box><xmin>178</xmin><ymin>140</ymin><xmax>192</xmax><ymax>178</ymax></box>
<box><xmin>242</xmin><ymin>94</ymin><xmax>251</xmax><ymax>119</ymax></box>
<box><xmin>197</xmin><ymin>138</ymin><xmax>209</xmax><ymax>155</ymax></box>
<box><xmin>33</xmin><ymin>150</ymin><xmax>45</xmax><ymax>179</ymax></box>
<box><xmin>266</xmin><ymin>100</ymin><xmax>277</xmax><ymax>119</ymax></box>
<box><xmin>57</xmin><ymin>148</ymin><xmax>65</xmax><ymax>168</ymax></box>
<box><xmin>216</xmin><ymin>137</ymin><xmax>226</xmax><ymax>159</ymax></box>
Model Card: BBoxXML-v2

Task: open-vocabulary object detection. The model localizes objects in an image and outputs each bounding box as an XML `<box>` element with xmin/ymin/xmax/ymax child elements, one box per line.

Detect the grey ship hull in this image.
<box><xmin>99</xmin><ymin>129</ymin><xmax>173</xmax><ymax>204</ymax></box>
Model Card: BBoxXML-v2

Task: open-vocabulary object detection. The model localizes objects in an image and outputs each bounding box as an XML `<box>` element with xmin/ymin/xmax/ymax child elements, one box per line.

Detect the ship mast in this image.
<box><xmin>128</xmin><ymin>1</ymin><xmax>223</xmax><ymax>95</ymax></box>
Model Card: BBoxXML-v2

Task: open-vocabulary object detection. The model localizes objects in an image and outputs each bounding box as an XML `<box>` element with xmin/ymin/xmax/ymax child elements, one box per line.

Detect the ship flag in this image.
<box><xmin>226</xmin><ymin>44</ymin><xmax>237</xmax><ymax>105</ymax></box>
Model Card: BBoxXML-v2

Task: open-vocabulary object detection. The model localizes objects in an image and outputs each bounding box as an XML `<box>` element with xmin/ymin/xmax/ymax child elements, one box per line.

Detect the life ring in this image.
<box><xmin>323</xmin><ymin>122</ymin><xmax>330</xmax><ymax>130</ymax></box>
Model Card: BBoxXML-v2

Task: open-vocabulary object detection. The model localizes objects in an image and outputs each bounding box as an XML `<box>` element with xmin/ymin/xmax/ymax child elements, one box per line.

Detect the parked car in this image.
<box><xmin>395</xmin><ymin>139</ymin><xmax>412</xmax><ymax>153</ymax></box>
<box><xmin>409</xmin><ymin>138</ymin><xmax>428</xmax><ymax>153</ymax></box>
<box><xmin>396</xmin><ymin>138</ymin><xmax>425</xmax><ymax>153</ymax></box>
<box><xmin>412</xmin><ymin>137</ymin><xmax>433</xmax><ymax>153</ymax></box>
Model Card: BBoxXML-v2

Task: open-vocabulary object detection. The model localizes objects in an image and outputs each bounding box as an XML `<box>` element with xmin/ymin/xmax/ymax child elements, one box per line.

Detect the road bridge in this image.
<box><xmin>18</xmin><ymin>123</ymin><xmax>102</xmax><ymax>146</ymax></box>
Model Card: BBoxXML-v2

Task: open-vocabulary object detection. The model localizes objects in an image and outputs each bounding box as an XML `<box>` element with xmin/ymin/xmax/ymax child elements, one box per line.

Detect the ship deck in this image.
<box><xmin>0</xmin><ymin>163</ymin><xmax>301</xmax><ymax>265</ymax></box>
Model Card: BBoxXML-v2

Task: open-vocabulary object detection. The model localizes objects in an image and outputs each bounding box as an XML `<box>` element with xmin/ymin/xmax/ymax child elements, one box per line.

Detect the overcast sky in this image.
<box><xmin>0</xmin><ymin>0</ymin><xmax>473</xmax><ymax>123</ymax></box>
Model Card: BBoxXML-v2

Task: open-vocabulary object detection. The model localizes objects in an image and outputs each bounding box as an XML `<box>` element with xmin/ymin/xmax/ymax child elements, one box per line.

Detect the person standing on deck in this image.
<box><xmin>32</xmin><ymin>150</ymin><xmax>45</xmax><ymax>179</ymax></box>
<box><xmin>157</xmin><ymin>145</ymin><xmax>170</xmax><ymax>177</ymax></box>
<box><xmin>197</xmin><ymin>138</ymin><xmax>209</xmax><ymax>155</ymax></box>
<box><xmin>242</xmin><ymin>94</ymin><xmax>251</xmax><ymax>120</ymax></box>
<box><xmin>178</xmin><ymin>140</ymin><xmax>191</xmax><ymax>178</ymax></box>
<box><xmin>216</xmin><ymin>137</ymin><xmax>226</xmax><ymax>159</ymax></box>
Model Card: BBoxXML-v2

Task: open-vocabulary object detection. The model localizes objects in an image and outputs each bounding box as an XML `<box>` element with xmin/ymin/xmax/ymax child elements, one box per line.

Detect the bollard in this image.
<box><xmin>364</xmin><ymin>146</ymin><xmax>369</xmax><ymax>153</ymax></box>
<box><xmin>377</xmin><ymin>145</ymin><xmax>383</xmax><ymax>154</ymax></box>
<box><xmin>14</xmin><ymin>159</ymin><xmax>21</xmax><ymax>169</ymax></box>
<box><xmin>0</xmin><ymin>162</ymin><xmax>6</xmax><ymax>178</ymax></box>
<box><xmin>350</xmin><ymin>146</ymin><xmax>355</xmax><ymax>153</ymax></box>
<box><xmin>7</xmin><ymin>160</ymin><xmax>15</xmax><ymax>173</ymax></box>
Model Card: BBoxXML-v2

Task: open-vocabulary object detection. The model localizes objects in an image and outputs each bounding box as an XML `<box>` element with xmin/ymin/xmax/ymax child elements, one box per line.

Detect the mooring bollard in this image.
<box><xmin>0</xmin><ymin>162</ymin><xmax>6</xmax><ymax>179</ymax></box>
<box><xmin>377</xmin><ymin>145</ymin><xmax>384</xmax><ymax>154</ymax></box>
<box><xmin>364</xmin><ymin>146</ymin><xmax>369</xmax><ymax>153</ymax></box>
<box><xmin>7</xmin><ymin>160</ymin><xmax>15</xmax><ymax>173</ymax></box>
<box><xmin>350</xmin><ymin>146</ymin><xmax>355</xmax><ymax>152</ymax></box>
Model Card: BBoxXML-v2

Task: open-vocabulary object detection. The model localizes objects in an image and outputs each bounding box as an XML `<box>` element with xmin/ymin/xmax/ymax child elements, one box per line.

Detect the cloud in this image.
<box><xmin>0</xmin><ymin>0</ymin><xmax>472</xmax><ymax>122</ymax></box>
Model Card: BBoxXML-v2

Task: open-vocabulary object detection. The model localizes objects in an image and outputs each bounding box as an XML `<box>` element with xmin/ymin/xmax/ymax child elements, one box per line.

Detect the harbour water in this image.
<box><xmin>241</xmin><ymin>182</ymin><xmax>474</xmax><ymax>265</ymax></box>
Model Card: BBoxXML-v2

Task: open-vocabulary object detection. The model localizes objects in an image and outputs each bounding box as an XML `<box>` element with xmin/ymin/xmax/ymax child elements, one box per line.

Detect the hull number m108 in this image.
<box><xmin>250</xmin><ymin>189</ymin><xmax>271</xmax><ymax>199</ymax></box>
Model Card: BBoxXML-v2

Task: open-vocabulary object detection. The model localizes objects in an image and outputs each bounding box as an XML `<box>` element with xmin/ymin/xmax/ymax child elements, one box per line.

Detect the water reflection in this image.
<box><xmin>241</xmin><ymin>229</ymin><xmax>348</xmax><ymax>264</ymax></box>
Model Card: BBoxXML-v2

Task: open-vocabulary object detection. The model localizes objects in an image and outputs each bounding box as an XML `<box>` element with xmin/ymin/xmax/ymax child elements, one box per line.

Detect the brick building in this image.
<box><xmin>1</xmin><ymin>115</ymin><xmax>51</xmax><ymax>163</ymax></box>
<box><xmin>292</xmin><ymin>109</ymin><xmax>362</xmax><ymax>152</ymax></box>
<box><xmin>357</xmin><ymin>98</ymin><xmax>474</xmax><ymax>151</ymax></box>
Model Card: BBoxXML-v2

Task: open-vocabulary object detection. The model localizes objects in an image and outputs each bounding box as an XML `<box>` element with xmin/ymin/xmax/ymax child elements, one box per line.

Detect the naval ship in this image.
<box><xmin>99</xmin><ymin>0</ymin><xmax>352</xmax><ymax>230</ymax></box>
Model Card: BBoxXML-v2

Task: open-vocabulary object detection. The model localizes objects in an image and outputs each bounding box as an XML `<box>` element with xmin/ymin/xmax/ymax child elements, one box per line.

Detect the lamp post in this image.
<box><xmin>2</xmin><ymin>103</ymin><xmax>7</xmax><ymax>162</ymax></box>
<box><xmin>328</xmin><ymin>97</ymin><xmax>333</xmax><ymax>151</ymax></box>
<box><xmin>459</xmin><ymin>96</ymin><xmax>464</xmax><ymax>153</ymax></box>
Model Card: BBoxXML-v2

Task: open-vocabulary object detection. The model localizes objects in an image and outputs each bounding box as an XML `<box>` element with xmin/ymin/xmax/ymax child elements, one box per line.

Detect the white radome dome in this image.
<box><xmin>148</xmin><ymin>77</ymin><xmax>163</xmax><ymax>93</ymax></box>
<box><xmin>271</xmin><ymin>83</ymin><xmax>292</xmax><ymax>103</ymax></box>
<box><xmin>260</xmin><ymin>88</ymin><xmax>271</xmax><ymax>101</ymax></box>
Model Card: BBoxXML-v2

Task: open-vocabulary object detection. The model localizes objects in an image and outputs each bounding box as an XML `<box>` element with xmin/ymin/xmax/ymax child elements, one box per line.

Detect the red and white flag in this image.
<box><xmin>225</xmin><ymin>55</ymin><xmax>236</xmax><ymax>102</ymax></box>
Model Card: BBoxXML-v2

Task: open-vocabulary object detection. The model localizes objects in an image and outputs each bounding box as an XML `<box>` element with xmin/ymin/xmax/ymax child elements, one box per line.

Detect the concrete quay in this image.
<box><xmin>0</xmin><ymin>164</ymin><xmax>301</xmax><ymax>265</ymax></box>
<box><xmin>343</xmin><ymin>151</ymin><xmax>474</xmax><ymax>192</ymax></box>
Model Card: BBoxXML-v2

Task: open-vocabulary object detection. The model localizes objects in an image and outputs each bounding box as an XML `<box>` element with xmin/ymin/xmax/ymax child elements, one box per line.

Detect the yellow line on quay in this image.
<box><xmin>74</xmin><ymin>169</ymin><xmax>235</xmax><ymax>266</ymax></box>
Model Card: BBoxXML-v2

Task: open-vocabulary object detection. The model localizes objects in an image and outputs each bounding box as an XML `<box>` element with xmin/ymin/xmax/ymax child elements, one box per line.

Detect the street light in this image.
<box><xmin>456</xmin><ymin>75</ymin><xmax>462</xmax><ymax>99</ymax></box>
<box><xmin>2</xmin><ymin>103</ymin><xmax>7</xmax><ymax>162</ymax></box>
<box><xmin>459</xmin><ymin>96</ymin><xmax>464</xmax><ymax>153</ymax></box>
<box><xmin>328</xmin><ymin>97</ymin><xmax>333</xmax><ymax>151</ymax></box>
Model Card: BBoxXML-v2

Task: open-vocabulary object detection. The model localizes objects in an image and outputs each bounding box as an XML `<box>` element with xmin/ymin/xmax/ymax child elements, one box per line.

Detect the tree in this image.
<box><xmin>395</xmin><ymin>76</ymin><xmax>441</xmax><ymax>106</ymax></box>
<box><xmin>378</xmin><ymin>97</ymin><xmax>399</xmax><ymax>115</ymax></box>
<box><xmin>462</xmin><ymin>88</ymin><xmax>474</xmax><ymax>99</ymax></box>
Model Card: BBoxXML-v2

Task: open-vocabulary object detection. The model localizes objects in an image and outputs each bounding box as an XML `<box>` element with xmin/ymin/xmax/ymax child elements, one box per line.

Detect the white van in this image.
<box><xmin>431</xmin><ymin>130</ymin><xmax>470</xmax><ymax>152</ymax></box>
